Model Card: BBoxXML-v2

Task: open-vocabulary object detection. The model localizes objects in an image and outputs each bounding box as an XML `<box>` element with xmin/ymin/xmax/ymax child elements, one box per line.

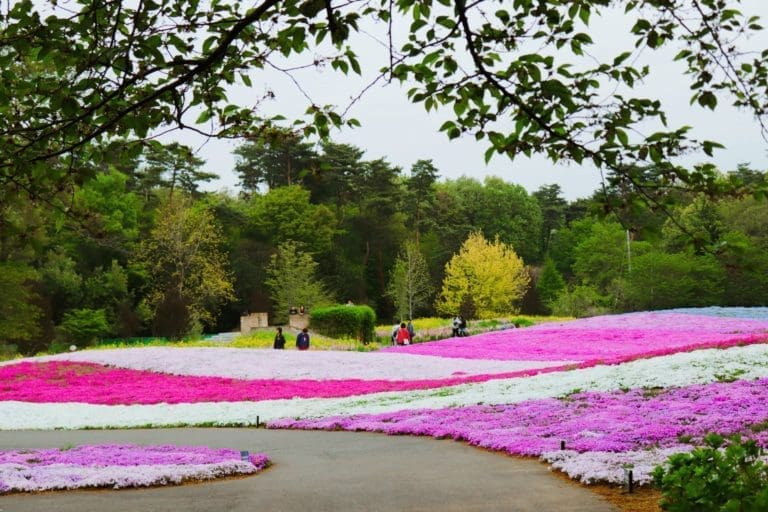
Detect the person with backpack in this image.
<box><xmin>296</xmin><ymin>327</ymin><xmax>310</xmax><ymax>351</ymax></box>
<box><xmin>407</xmin><ymin>320</ymin><xmax>416</xmax><ymax>343</ymax></box>
<box><xmin>273</xmin><ymin>327</ymin><xmax>286</xmax><ymax>349</ymax></box>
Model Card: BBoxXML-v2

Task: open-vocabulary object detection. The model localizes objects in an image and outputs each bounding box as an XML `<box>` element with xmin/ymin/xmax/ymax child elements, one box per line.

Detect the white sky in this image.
<box><xmin>175</xmin><ymin>1</ymin><xmax>768</xmax><ymax>201</ymax></box>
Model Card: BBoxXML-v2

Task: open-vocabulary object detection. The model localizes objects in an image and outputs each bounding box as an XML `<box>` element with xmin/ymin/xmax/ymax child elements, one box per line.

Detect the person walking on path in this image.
<box><xmin>273</xmin><ymin>327</ymin><xmax>286</xmax><ymax>349</ymax></box>
<box><xmin>407</xmin><ymin>320</ymin><xmax>416</xmax><ymax>343</ymax></box>
<box><xmin>296</xmin><ymin>327</ymin><xmax>310</xmax><ymax>351</ymax></box>
<box><xmin>395</xmin><ymin>322</ymin><xmax>411</xmax><ymax>345</ymax></box>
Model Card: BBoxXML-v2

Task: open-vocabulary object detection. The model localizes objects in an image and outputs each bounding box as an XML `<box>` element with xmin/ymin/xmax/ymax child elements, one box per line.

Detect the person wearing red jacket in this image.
<box><xmin>395</xmin><ymin>322</ymin><xmax>411</xmax><ymax>345</ymax></box>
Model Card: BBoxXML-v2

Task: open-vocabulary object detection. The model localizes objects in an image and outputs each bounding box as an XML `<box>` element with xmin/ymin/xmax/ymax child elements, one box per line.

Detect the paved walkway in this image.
<box><xmin>0</xmin><ymin>429</ymin><xmax>617</xmax><ymax>512</ymax></box>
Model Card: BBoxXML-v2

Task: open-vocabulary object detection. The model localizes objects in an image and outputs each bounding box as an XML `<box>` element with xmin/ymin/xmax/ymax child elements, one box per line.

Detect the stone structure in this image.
<box><xmin>288</xmin><ymin>312</ymin><xmax>309</xmax><ymax>330</ymax></box>
<box><xmin>240</xmin><ymin>312</ymin><xmax>269</xmax><ymax>334</ymax></box>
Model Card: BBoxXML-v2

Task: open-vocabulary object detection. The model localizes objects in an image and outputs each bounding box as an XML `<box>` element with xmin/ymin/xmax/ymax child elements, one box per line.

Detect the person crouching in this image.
<box><xmin>395</xmin><ymin>322</ymin><xmax>411</xmax><ymax>345</ymax></box>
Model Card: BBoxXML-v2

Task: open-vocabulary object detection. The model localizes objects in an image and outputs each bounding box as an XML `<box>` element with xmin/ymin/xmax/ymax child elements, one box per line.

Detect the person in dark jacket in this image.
<box><xmin>407</xmin><ymin>320</ymin><xmax>416</xmax><ymax>343</ymax></box>
<box><xmin>458</xmin><ymin>315</ymin><xmax>468</xmax><ymax>337</ymax></box>
<box><xmin>296</xmin><ymin>327</ymin><xmax>310</xmax><ymax>350</ymax></box>
<box><xmin>273</xmin><ymin>327</ymin><xmax>286</xmax><ymax>349</ymax></box>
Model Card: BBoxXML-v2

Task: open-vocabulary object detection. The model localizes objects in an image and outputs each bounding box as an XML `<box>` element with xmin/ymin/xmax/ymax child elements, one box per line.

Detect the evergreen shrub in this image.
<box><xmin>310</xmin><ymin>305</ymin><xmax>376</xmax><ymax>343</ymax></box>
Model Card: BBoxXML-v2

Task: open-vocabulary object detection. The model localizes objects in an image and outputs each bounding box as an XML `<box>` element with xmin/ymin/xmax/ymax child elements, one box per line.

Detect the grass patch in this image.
<box><xmin>232</xmin><ymin>330</ymin><xmax>385</xmax><ymax>351</ymax></box>
<box><xmin>375</xmin><ymin>315</ymin><xmax>573</xmax><ymax>345</ymax></box>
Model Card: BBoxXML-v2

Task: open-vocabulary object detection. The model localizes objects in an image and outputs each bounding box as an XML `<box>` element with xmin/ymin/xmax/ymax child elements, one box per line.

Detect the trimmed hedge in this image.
<box><xmin>310</xmin><ymin>305</ymin><xmax>377</xmax><ymax>343</ymax></box>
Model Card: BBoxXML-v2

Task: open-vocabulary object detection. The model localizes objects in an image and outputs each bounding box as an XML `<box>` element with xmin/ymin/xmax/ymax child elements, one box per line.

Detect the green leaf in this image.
<box><xmin>196</xmin><ymin>109</ymin><xmax>213</xmax><ymax>123</ymax></box>
<box><xmin>579</xmin><ymin>5</ymin><xmax>590</xmax><ymax>25</ymax></box>
<box><xmin>616</xmin><ymin>129</ymin><xmax>629</xmax><ymax>147</ymax></box>
<box><xmin>697</xmin><ymin>91</ymin><xmax>718</xmax><ymax>110</ymax></box>
<box><xmin>484</xmin><ymin>146</ymin><xmax>495</xmax><ymax>163</ymax></box>
<box><xmin>613</xmin><ymin>52</ymin><xmax>631</xmax><ymax>66</ymax></box>
<box><xmin>202</xmin><ymin>35</ymin><xmax>218</xmax><ymax>54</ymax></box>
<box><xmin>61</xmin><ymin>97</ymin><xmax>78</xmax><ymax>117</ymax></box>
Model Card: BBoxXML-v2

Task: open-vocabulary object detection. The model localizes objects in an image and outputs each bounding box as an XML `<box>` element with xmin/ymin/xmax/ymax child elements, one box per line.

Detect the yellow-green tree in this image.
<box><xmin>435</xmin><ymin>232</ymin><xmax>529</xmax><ymax>319</ymax></box>
<box><xmin>135</xmin><ymin>200</ymin><xmax>235</xmax><ymax>338</ymax></box>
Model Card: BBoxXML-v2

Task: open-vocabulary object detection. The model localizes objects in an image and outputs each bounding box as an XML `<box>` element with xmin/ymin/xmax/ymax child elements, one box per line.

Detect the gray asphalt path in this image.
<box><xmin>0</xmin><ymin>428</ymin><xmax>617</xmax><ymax>512</ymax></box>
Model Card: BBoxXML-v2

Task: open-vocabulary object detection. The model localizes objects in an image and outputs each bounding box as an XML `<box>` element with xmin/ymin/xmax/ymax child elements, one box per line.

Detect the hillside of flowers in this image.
<box><xmin>0</xmin><ymin>444</ymin><xmax>269</xmax><ymax>493</ymax></box>
<box><xmin>2</xmin><ymin>309</ymin><xmax>768</xmax><ymax>486</ymax></box>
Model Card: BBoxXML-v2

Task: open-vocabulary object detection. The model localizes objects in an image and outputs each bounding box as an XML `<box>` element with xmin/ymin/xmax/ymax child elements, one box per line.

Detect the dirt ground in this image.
<box><xmin>548</xmin><ymin>468</ymin><xmax>662</xmax><ymax>512</ymax></box>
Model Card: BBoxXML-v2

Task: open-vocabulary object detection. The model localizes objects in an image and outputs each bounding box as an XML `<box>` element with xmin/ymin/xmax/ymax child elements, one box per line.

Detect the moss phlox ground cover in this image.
<box><xmin>2</xmin><ymin>310</ymin><xmax>768</xmax><ymax>486</ymax></box>
<box><xmin>0</xmin><ymin>444</ymin><xmax>269</xmax><ymax>493</ymax></box>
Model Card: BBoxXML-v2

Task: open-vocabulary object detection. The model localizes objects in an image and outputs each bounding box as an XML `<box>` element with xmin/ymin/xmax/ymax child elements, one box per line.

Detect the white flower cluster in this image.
<box><xmin>540</xmin><ymin>447</ymin><xmax>694</xmax><ymax>485</ymax></box>
<box><xmin>0</xmin><ymin>461</ymin><xmax>258</xmax><ymax>493</ymax></box>
<box><xmin>29</xmin><ymin>347</ymin><xmax>568</xmax><ymax>380</ymax></box>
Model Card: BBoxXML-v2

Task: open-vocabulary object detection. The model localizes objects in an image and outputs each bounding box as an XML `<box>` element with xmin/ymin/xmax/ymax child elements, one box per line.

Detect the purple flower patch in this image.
<box><xmin>270</xmin><ymin>377</ymin><xmax>768</xmax><ymax>457</ymax></box>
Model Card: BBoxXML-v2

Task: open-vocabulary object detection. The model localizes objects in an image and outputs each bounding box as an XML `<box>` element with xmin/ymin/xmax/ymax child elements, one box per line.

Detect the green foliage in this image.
<box><xmin>134</xmin><ymin>201</ymin><xmax>234</xmax><ymax>338</ymax></box>
<box><xmin>436</xmin><ymin>232</ymin><xmax>530</xmax><ymax>318</ymax></box>
<box><xmin>40</xmin><ymin>252</ymin><xmax>84</xmax><ymax>312</ymax></box>
<box><xmin>551</xmin><ymin>285</ymin><xmax>610</xmax><ymax>318</ymax></box>
<box><xmin>57</xmin><ymin>309</ymin><xmax>110</xmax><ymax>346</ymax></box>
<box><xmin>72</xmin><ymin>169</ymin><xmax>142</xmax><ymax>242</ymax></box>
<box><xmin>234</xmin><ymin>130</ymin><xmax>317</xmax><ymax>191</ymax></box>
<box><xmin>264</xmin><ymin>240</ymin><xmax>334</xmax><ymax>324</ymax></box>
<box><xmin>0</xmin><ymin>262</ymin><xmax>41</xmax><ymax>344</ymax></box>
<box><xmin>716</xmin><ymin>232</ymin><xmax>768</xmax><ymax>306</ymax></box>
<box><xmin>718</xmin><ymin>195</ymin><xmax>768</xmax><ymax>250</ymax></box>
<box><xmin>620</xmin><ymin>252</ymin><xmax>725</xmax><ymax>311</ymax></box>
<box><xmin>310</xmin><ymin>304</ymin><xmax>377</xmax><ymax>343</ymax></box>
<box><xmin>438</xmin><ymin>177</ymin><xmax>543</xmax><ymax>263</ymax></box>
<box><xmin>536</xmin><ymin>258</ymin><xmax>566</xmax><ymax>313</ymax></box>
<box><xmin>0</xmin><ymin>343</ymin><xmax>18</xmax><ymax>361</ymax></box>
<box><xmin>2</xmin><ymin>0</ymin><xmax>767</xmax><ymax>237</ymax></box>
<box><xmin>248</xmin><ymin>186</ymin><xmax>337</xmax><ymax>254</ymax></box>
<box><xmin>663</xmin><ymin>197</ymin><xmax>725</xmax><ymax>254</ymax></box>
<box><xmin>407</xmin><ymin>159</ymin><xmax>440</xmax><ymax>244</ymax></box>
<box><xmin>139</xmin><ymin>142</ymin><xmax>216</xmax><ymax>198</ymax></box>
<box><xmin>653</xmin><ymin>435</ymin><xmax>768</xmax><ymax>512</ymax></box>
<box><xmin>386</xmin><ymin>241</ymin><xmax>434</xmax><ymax>320</ymax></box>
<box><xmin>533</xmin><ymin>184</ymin><xmax>568</xmax><ymax>257</ymax></box>
<box><xmin>572</xmin><ymin>220</ymin><xmax>631</xmax><ymax>291</ymax></box>
<box><xmin>83</xmin><ymin>261</ymin><xmax>129</xmax><ymax>308</ymax></box>
<box><xmin>547</xmin><ymin>217</ymin><xmax>598</xmax><ymax>279</ymax></box>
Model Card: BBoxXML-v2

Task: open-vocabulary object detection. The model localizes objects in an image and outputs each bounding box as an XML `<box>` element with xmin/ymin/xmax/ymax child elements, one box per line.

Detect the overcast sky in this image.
<box><xmin>174</xmin><ymin>1</ymin><xmax>768</xmax><ymax>201</ymax></box>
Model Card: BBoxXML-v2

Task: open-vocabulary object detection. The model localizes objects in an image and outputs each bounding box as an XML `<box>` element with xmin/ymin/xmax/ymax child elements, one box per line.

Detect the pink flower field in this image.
<box><xmin>3</xmin><ymin>310</ymin><xmax>768</xmax><ymax>486</ymax></box>
<box><xmin>0</xmin><ymin>360</ymin><xmax>569</xmax><ymax>405</ymax></box>
<box><xmin>384</xmin><ymin>312</ymin><xmax>768</xmax><ymax>363</ymax></box>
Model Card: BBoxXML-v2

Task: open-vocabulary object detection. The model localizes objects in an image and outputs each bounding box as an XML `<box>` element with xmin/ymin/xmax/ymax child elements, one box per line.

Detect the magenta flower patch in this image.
<box><xmin>383</xmin><ymin>312</ymin><xmax>768</xmax><ymax>363</ymax></box>
<box><xmin>0</xmin><ymin>444</ymin><xmax>269</xmax><ymax>493</ymax></box>
<box><xmin>0</xmin><ymin>361</ymin><xmax>567</xmax><ymax>405</ymax></box>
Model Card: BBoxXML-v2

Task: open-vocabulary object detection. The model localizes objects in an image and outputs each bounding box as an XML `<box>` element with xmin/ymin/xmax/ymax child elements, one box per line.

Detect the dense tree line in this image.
<box><xmin>1</xmin><ymin>134</ymin><xmax>766</xmax><ymax>355</ymax></box>
<box><xmin>4</xmin><ymin>0</ymin><xmax>768</xmax><ymax>355</ymax></box>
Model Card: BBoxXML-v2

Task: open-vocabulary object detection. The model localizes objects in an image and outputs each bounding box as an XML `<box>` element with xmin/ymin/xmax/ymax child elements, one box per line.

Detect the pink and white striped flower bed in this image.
<box><xmin>2</xmin><ymin>310</ymin><xmax>768</xmax><ymax>485</ymax></box>
<box><xmin>0</xmin><ymin>444</ymin><xmax>269</xmax><ymax>493</ymax></box>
